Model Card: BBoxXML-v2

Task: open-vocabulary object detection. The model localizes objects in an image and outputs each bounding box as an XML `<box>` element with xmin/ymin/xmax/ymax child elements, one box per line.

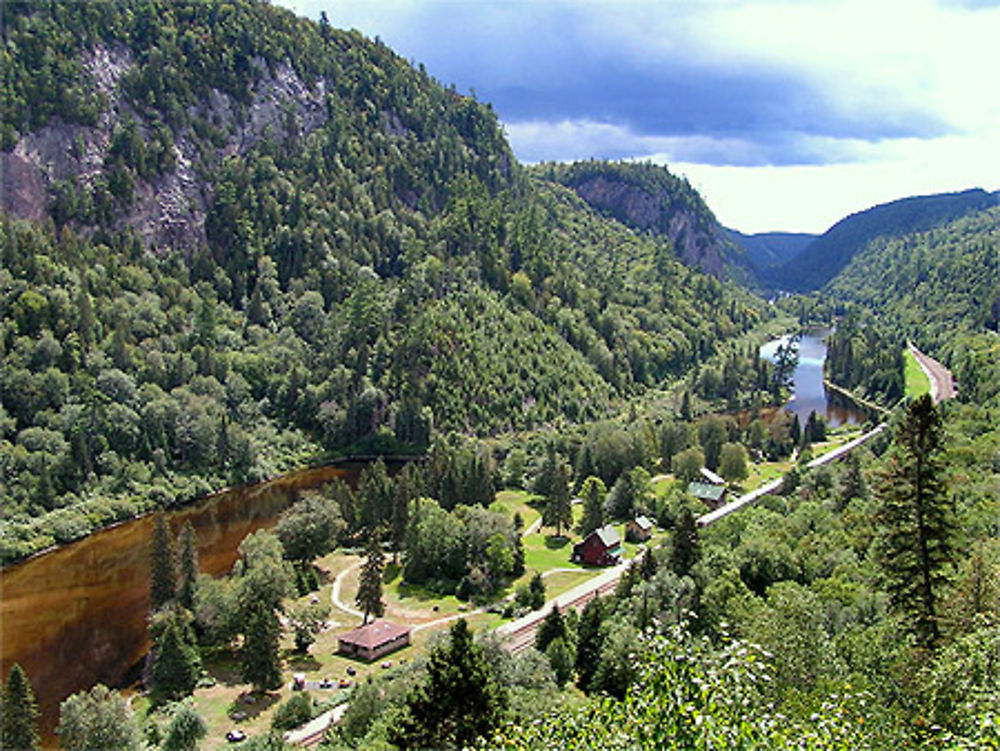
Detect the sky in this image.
<box><xmin>281</xmin><ymin>0</ymin><xmax>1000</xmax><ymax>234</ymax></box>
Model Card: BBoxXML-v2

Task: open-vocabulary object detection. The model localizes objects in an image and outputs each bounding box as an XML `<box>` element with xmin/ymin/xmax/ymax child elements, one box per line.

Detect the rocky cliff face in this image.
<box><xmin>554</xmin><ymin>165</ymin><xmax>750</xmax><ymax>281</ymax></box>
<box><xmin>2</xmin><ymin>43</ymin><xmax>334</xmax><ymax>250</ymax></box>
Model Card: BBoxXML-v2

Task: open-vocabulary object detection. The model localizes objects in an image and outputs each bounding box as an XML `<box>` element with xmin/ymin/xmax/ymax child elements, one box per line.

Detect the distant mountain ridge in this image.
<box><xmin>769</xmin><ymin>188</ymin><xmax>1000</xmax><ymax>291</ymax></box>
<box><xmin>724</xmin><ymin>229</ymin><xmax>816</xmax><ymax>272</ymax></box>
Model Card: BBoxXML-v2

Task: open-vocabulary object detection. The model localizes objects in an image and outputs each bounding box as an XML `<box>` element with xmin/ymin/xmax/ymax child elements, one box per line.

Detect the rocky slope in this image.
<box><xmin>538</xmin><ymin>161</ymin><xmax>754</xmax><ymax>282</ymax></box>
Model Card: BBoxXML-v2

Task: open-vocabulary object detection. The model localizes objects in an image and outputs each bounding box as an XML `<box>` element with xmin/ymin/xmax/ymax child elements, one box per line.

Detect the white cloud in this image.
<box><xmin>665</xmin><ymin>131</ymin><xmax>1000</xmax><ymax>233</ymax></box>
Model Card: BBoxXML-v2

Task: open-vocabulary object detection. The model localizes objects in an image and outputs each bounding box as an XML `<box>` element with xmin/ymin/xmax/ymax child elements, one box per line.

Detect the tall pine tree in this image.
<box><xmin>670</xmin><ymin>508</ymin><xmax>700</xmax><ymax>577</ymax></box>
<box><xmin>356</xmin><ymin>534</ymin><xmax>385</xmax><ymax>624</ymax></box>
<box><xmin>151</xmin><ymin>514</ymin><xmax>178</xmax><ymax>612</ymax></box>
<box><xmin>1</xmin><ymin>663</ymin><xmax>40</xmax><ymax>751</ymax></box>
<box><xmin>576</xmin><ymin>476</ymin><xmax>606</xmax><ymax>538</ymax></box>
<box><xmin>150</xmin><ymin>612</ymin><xmax>200</xmax><ymax>704</ymax></box>
<box><xmin>542</xmin><ymin>460</ymin><xmax>573</xmax><ymax>538</ymax></box>
<box><xmin>177</xmin><ymin>521</ymin><xmax>199</xmax><ymax>611</ymax></box>
<box><xmin>875</xmin><ymin>394</ymin><xmax>955</xmax><ymax>648</ymax></box>
<box><xmin>241</xmin><ymin>597</ymin><xmax>283</xmax><ymax>692</ymax></box>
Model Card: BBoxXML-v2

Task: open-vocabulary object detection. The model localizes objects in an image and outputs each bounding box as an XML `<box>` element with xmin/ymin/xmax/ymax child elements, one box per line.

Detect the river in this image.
<box><xmin>760</xmin><ymin>328</ymin><xmax>868</xmax><ymax>428</ymax></box>
<box><xmin>0</xmin><ymin>461</ymin><xmax>383</xmax><ymax>743</ymax></box>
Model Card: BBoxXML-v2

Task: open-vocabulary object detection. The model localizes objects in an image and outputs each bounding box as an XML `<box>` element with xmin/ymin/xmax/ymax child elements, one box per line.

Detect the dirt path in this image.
<box><xmin>908</xmin><ymin>342</ymin><xmax>957</xmax><ymax>402</ymax></box>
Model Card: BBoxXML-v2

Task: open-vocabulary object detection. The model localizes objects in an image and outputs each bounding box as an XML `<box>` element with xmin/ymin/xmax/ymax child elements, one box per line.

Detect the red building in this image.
<box><xmin>338</xmin><ymin>620</ymin><xmax>411</xmax><ymax>661</ymax></box>
<box><xmin>571</xmin><ymin>525</ymin><xmax>623</xmax><ymax>566</ymax></box>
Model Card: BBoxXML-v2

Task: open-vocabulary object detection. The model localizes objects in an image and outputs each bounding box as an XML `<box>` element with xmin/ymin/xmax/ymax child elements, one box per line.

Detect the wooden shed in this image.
<box><xmin>626</xmin><ymin>515</ymin><xmax>654</xmax><ymax>542</ymax></box>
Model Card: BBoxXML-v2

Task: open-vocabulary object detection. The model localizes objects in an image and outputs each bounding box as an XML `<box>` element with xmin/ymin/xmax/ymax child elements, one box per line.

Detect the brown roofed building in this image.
<box><xmin>338</xmin><ymin>619</ymin><xmax>411</xmax><ymax>661</ymax></box>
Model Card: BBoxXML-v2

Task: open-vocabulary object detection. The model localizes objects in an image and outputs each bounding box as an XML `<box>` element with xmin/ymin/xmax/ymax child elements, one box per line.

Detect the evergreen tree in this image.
<box><xmin>528</xmin><ymin>571</ymin><xmax>546</xmax><ymax>610</ymax></box>
<box><xmin>241</xmin><ymin>597</ymin><xmax>283</xmax><ymax>692</ymax></box>
<box><xmin>670</xmin><ymin>508</ymin><xmax>701</xmax><ymax>577</ymax></box>
<box><xmin>542</xmin><ymin>460</ymin><xmax>573</xmax><ymax>537</ymax></box>
<box><xmin>574</xmin><ymin>596</ymin><xmax>606</xmax><ymax>691</ymax></box>
<box><xmin>839</xmin><ymin>452</ymin><xmax>867</xmax><ymax>507</ymax></box>
<box><xmin>359</xmin><ymin>458</ymin><xmax>393</xmax><ymax>534</ymax></box>
<box><xmin>1</xmin><ymin>663</ymin><xmax>40</xmax><ymax>751</ymax></box>
<box><xmin>874</xmin><ymin>394</ymin><xmax>955</xmax><ymax>648</ymax></box>
<box><xmin>391</xmin><ymin>619</ymin><xmax>507</xmax><ymax>749</ymax></box>
<box><xmin>576</xmin><ymin>475</ymin><xmax>607</xmax><ymax>537</ymax></box>
<box><xmin>177</xmin><ymin>521</ymin><xmax>199</xmax><ymax>611</ymax></box>
<box><xmin>150</xmin><ymin>612</ymin><xmax>200</xmax><ymax>704</ymax></box>
<box><xmin>356</xmin><ymin>534</ymin><xmax>385</xmax><ymax>624</ymax></box>
<box><xmin>151</xmin><ymin>513</ymin><xmax>178</xmax><ymax>612</ymax></box>
<box><xmin>545</xmin><ymin>637</ymin><xmax>575</xmax><ymax>688</ymax></box>
<box><xmin>391</xmin><ymin>466</ymin><xmax>414</xmax><ymax>564</ymax></box>
<box><xmin>535</xmin><ymin>605</ymin><xmax>567</xmax><ymax>653</ymax></box>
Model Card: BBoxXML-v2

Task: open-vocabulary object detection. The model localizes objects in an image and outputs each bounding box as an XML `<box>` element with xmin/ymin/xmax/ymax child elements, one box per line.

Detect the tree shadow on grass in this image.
<box><xmin>285</xmin><ymin>651</ymin><xmax>321</xmax><ymax>672</ymax></box>
<box><xmin>203</xmin><ymin>649</ymin><xmax>243</xmax><ymax>688</ymax></box>
<box><xmin>227</xmin><ymin>691</ymin><xmax>280</xmax><ymax>723</ymax></box>
<box><xmin>544</xmin><ymin>535</ymin><xmax>571</xmax><ymax>550</ymax></box>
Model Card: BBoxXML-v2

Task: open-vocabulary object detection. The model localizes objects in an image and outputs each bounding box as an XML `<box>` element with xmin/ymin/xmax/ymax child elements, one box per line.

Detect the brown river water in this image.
<box><xmin>0</xmin><ymin>462</ymin><xmax>372</xmax><ymax>743</ymax></box>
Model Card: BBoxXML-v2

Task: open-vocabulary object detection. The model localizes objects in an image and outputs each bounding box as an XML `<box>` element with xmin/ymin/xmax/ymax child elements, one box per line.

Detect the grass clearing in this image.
<box><xmin>903</xmin><ymin>348</ymin><xmax>932</xmax><ymax>398</ymax></box>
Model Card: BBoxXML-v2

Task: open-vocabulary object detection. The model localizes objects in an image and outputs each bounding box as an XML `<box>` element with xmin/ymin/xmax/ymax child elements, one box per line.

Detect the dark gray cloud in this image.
<box><xmin>288</xmin><ymin>0</ymin><xmax>957</xmax><ymax>166</ymax></box>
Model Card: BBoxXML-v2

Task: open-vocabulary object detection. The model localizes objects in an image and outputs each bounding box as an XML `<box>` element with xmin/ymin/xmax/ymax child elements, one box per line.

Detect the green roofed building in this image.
<box><xmin>688</xmin><ymin>481</ymin><xmax>727</xmax><ymax>509</ymax></box>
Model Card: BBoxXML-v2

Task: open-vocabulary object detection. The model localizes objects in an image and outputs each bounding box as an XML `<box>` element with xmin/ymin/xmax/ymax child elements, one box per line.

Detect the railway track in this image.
<box><xmin>505</xmin><ymin>574</ymin><xmax>622</xmax><ymax>654</ymax></box>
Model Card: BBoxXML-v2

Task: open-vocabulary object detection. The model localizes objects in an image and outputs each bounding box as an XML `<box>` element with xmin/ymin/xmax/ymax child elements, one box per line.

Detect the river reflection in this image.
<box><xmin>0</xmin><ymin>461</ymin><xmax>380</xmax><ymax>744</ymax></box>
<box><xmin>760</xmin><ymin>329</ymin><xmax>869</xmax><ymax>428</ymax></box>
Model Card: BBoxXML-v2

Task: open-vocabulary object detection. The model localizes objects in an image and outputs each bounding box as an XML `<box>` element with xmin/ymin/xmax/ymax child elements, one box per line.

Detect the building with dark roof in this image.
<box><xmin>687</xmin><ymin>481</ymin><xmax>728</xmax><ymax>509</ymax></box>
<box><xmin>338</xmin><ymin>620</ymin><xmax>411</xmax><ymax>661</ymax></box>
<box><xmin>571</xmin><ymin>524</ymin><xmax>623</xmax><ymax>566</ymax></box>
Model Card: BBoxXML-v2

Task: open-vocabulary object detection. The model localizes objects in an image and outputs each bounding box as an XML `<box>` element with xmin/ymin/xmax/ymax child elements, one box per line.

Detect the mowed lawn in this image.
<box><xmin>903</xmin><ymin>348</ymin><xmax>932</xmax><ymax>398</ymax></box>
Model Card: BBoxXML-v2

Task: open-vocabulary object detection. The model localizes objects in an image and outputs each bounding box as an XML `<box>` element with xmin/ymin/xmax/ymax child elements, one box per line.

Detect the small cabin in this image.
<box><xmin>572</xmin><ymin>525</ymin><xmax>623</xmax><ymax>567</ymax></box>
<box><xmin>338</xmin><ymin>620</ymin><xmax>411</xmax><ymax>661</ymax></box>
<box><xmin>688</xmin><ymin>481</ymin><xmax>728</xmax><ymax>509</ymax></box>
<box><xmin>626</xmin><ymin>515</ymin><xmax>654</xmax><ymax>542</ymax></box>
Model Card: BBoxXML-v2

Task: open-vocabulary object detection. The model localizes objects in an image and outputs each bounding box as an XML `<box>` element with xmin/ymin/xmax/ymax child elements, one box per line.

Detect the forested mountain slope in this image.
<box><xmin>538</xmin><ymin>161</ymin><xmax>754</xmax><ymax>283</ymax></box>
<box><xmin>827</xmin><ymin>205</ymin><xmax>1000</xmax><ymax>407</ymax></box>
<box><xmin>770</xmin><ymin>188</ymin><xmax>1000</xmax><ymax>291</ymax></box>
<box><xmin>0</xmin><ymin>0</ymin><xmax>766</xmax><ymax>562</ymax></box>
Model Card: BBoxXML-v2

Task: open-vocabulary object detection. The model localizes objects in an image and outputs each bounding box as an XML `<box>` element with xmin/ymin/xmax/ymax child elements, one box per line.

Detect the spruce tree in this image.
<box><xmin>150</xmin><ymin>613</ymin><xmax>200</xmax><ymax>704</ymax></box>
<box><xmin>670</xmin><ymin>508</ymin><xmax>700</xmax><ymax>577</ymax></box>
<box><xmin>241</xmin><ymin>597</ymin><xmax>283</xmax><ymax>692</ymax></box>
<box><xmin>874</xmin><ymin>394</ymin><xmax>955</xmax><ymax>648</ymax></box>
<box><xmin>1</xmin><ymin>663</ymin><xmax>40</xmax><ymax>751</ymax></box>
<box><xmin>542</xmin><ymin>461</ymin><xmax>573</xmax><ymax>538</ymax></box>
<box><xmin>151</xmin><ymin>514</ymin><xmax>178</xmax><ymax>612</ymax></box>
<box><xmin>177</xmin><ymin>521</ymin><xmax>199</xmax><ymax>611</ymax></box>
<box><xmin>356</xmin><ymin>534</ymin><xmax>385</xmax><ymax>624</ymax></box>
<box><xmin>391</xmin><ymin>619</ymin><xmax>507</xmax><ymax>749</ymax></box>
<box><xmin>574</xmin><ymin>596</ymin><xmax>606</xmax><ymax>691</ymax></box>
<box><xmin>535</xmin><ymin>605</ymin><xmax>567</xmax><ymax>653</ymax></box>
<box><xmin>576</xmin><ymin>476</ymin><xmax>606</xmax><ymax>537</ymax></box>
